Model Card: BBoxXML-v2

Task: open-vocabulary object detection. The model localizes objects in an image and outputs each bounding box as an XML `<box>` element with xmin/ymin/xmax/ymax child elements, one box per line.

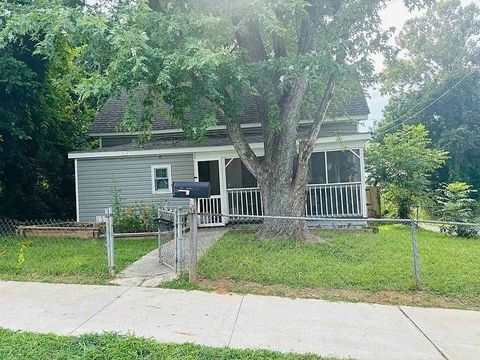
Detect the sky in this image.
<box><xmin>366</xmin><ymin>0</ymin><xmax>479</xmax><ymax>130</ymax></box>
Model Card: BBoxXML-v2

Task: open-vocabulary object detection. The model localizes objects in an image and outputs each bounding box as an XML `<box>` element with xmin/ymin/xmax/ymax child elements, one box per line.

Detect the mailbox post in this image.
<box><xmin>188</xmin><ymin>201</ymin><xmax>198</xmax><ymax>283</ymax></box>
<box><xmin>172</xmin><ymin>182</ymin><xmax>211</xmax><ymax>283</ymax></box>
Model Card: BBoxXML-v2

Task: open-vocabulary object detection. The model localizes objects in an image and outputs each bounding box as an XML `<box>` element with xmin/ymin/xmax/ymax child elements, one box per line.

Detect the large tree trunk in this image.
<box><xmin>256</xmin><ymin>151</ymin><xmax>312</xmax><ymax>241</ymax></box>
<box><xmin>224</xmin><ymin>80</ymin><xmax>335</xmax><ymax>241</ymax></box>
<box><xmin>258</xmin><ymin>177</ymin><xmax>309</xmax><ymax>241</ymax></box>
<box><xmin>222</xmin><ymin>9</ymin><xmax>336</xmax><ymax>241</ymax></box>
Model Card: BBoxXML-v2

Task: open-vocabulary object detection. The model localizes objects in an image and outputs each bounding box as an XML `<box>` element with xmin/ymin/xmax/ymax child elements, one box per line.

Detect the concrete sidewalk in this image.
<box><xmin>0</xmin><ymin>281</ymin><xmax>478</xmax><ymax>360</ymax></box>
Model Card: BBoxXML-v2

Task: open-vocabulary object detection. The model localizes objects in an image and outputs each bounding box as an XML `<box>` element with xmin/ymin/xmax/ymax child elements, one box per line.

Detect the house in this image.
<box><xmin>68</xmin><ymin>94</ymin><xmax>371</xmax><ymax>226</ymax></box>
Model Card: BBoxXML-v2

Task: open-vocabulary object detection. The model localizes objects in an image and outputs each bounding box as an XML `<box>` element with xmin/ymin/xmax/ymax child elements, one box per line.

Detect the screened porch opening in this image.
<box><xmin>197</xmin><ymin>160</ymin><xmax>223</xmax><ymax>226</ymax></box>
<box><xmin>226</xmin><ymin>158</ymin><xmax>261</xmax><ymax>216</ymax></box>
<box><xmin>226</xmin><ymin>150</ymin><xmax>364</xmax><ymax>217</ymax></box>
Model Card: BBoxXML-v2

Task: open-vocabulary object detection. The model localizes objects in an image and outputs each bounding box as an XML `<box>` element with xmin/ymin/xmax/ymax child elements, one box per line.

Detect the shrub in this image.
<box><xmin>111</xmin><ymin>181</ymin><xmax>160</xmax><ymax>233</ymax></box>
<box><xmin>113</xmin><ymin>201</ymin><xmax>159</xmax><ymax>233</ymax></box>
<box><xmin>435</xmin><ymin>182</ymin><xmax>478</xmax><ymax>237</ymax></box>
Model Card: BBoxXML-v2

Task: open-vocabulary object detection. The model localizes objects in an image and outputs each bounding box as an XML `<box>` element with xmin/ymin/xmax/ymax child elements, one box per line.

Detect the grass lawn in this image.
<box><xmin>0</xmin><ymin>328</ymin><xmax>337</xmax><ymax>360</ymax></box>
<box><xmin>0</xmin><ymin>236</ymin><xmax>157</xmax><ymax>284</ymax></box>
<box><xmin>196</xmin><ymin>225</ymin><xmax>480</xmax><ymax>309</ymax></box>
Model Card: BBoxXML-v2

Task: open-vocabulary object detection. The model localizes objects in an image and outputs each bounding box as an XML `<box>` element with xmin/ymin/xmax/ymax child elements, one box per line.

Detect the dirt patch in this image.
<box><xmin>194</xmin><ymin>277</ymin><xmax>480</xmax><ymax>311</ymax></box>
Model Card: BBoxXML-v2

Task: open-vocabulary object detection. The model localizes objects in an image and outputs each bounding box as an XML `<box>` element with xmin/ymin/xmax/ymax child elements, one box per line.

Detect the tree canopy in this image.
<box><xmin>1</xmin><ymin>0</ymin><xmax>433</xmax><ymax>232</ymax></box>
<box><xmin>0</xmin><ymin>1</ymin><xmax>94</xmax><ymax>219</ymax></box>
<box><xmin>379</xmin><ymin>0</ymin><xmax>480</xmax><ymax>191</ymax></box>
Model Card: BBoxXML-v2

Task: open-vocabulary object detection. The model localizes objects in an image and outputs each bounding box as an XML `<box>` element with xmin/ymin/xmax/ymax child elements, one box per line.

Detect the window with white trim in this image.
<box><xmin>151</xmin><ymin>165</ymin><xmax>172</xmax><ymax>194</ymax></box>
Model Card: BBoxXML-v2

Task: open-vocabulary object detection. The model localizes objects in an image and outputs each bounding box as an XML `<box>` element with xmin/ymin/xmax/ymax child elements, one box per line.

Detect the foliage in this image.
<box><xmin>435</xmin><ymin>182</ymin><xmax>478</xmax><ymax>237</ymax></box>
<box><xmin>365</xmin><ymin>124</ymin><xmax>448</xmax><ymax>218</ymax></box>
<box><xmin>379</xmin><ymin>0</ymin><xmax>480</xmax><ymax>191</ymax></box>
<box><xmin>198</xmin><ymin>225</ymin><xmax>480</xmax><ymax>307</ymax></box>
<box><xmin>0</xmin><ymin>236</ymin><xmax>156</xmax><ymax>284</ymax></box>
<box><xmin>112</xmin><ymin>184</ymin><xmax>159</xmax><ymax>233</ymax></box>
<box><xmin>113</xmin><ymin>202</ymin><xmax>159</xmax><ymax>233</ymax></box>
<box><xmin>0</xmin><ymin>329</ymin><xmax>329</xmax><ymax>360</ymax></box>
<box><xmin>0</xmin><ymin>6</ymin><xmax>95</xmax><ymax>220</ymax></box>
<box><xmin>0</xmin><ymin>0</ymin><xmax>433</xmax><ymax>235</ymax></box>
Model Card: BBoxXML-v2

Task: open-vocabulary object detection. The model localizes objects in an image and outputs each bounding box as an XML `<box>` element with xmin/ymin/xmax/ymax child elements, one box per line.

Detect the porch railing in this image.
<box><xmin>227</xmin><ymin>182</ymin><xmax>363</xmax><ymax>218</ymax></box>
<box><xmin>197</xmin><ymin>196</ymin><xmax>223</xmax><ymax>227</ymax></box>
<box><xmin>227</xmin><ymin>187</ymin><xmax>263</xmax><ymax>216</ymax></box>
<box><xmin>306</xmin><ymin>183</ymin><xmax>362</xmax><ymax>217</ymax></box>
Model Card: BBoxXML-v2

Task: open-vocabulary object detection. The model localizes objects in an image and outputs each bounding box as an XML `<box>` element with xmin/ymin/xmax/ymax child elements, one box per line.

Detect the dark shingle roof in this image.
<box><xmin>89</xmin><ymin>93</ymin><xmax>369</xmax><ymax>135</ymax></box>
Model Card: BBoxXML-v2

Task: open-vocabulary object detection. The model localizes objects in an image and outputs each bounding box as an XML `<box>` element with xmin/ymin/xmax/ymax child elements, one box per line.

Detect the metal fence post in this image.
<box><xmin>105</xmin><ymin>208</ymin><xmax>111</xmax><ymax>274</ymax></box>
<box><xmin>105</xmin><ymin>207</ymin><xmax>115</xmax><ymax>277</ymax></box>
<box><xmin>189</xmin><ymin>199</ymin><xmax>198</xmax><ymax>284</ymax></box>
<box><xmin>411</xmin><ymin>220</ymin><xmax>421</xmax><ymax>290</ymax></box>
<box><xmin>157</xmin><ymin>207</ymin><xmax>161</xmax><ymax>263</ymax></box>
<box><xmin>176</xmin><ymin>209</ymin><xmax>185</xmax><ymax>272</ymax></box>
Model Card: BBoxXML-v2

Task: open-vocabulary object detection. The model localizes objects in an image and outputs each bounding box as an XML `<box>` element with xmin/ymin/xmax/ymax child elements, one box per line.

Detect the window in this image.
<box><xmin>151</xmin><ymin>165</ymin><xmax>172</xmax><ymax>194</ymax></box>
<box><xmin>327</xmin><ymin>150</ymin><xmax>361</xmax><ymax>183</ymax></box>
<box><xmin>308</xmin><ymin>152</ymin><xmax>327</xmax><ymax>184</ymax></box>
<box><xmin>226</xmin><ymin>158</ymin><xmax>258</xmax><ymax>189</ymax></box>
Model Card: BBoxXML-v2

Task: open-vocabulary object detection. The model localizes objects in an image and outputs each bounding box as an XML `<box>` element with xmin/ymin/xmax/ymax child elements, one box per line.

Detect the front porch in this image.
<box><xmin>194</xmin><ymin>147</ymin><xmax>367</xmax><ymax>227</ymax></box>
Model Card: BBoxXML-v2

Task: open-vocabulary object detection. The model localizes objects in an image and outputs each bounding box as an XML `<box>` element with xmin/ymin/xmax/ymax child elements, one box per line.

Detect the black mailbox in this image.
<box><xmin>172</xmin><ymin>182</ymin><xmax>211</xmax><ymax>199</ymax></box>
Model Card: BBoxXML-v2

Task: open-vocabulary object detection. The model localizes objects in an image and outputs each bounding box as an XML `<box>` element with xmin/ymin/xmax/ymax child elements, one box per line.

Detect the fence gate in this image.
<box><xmin>158</xmin><ymin>208</ymin><xmax>186</xmax><ymax>273</ymax></box>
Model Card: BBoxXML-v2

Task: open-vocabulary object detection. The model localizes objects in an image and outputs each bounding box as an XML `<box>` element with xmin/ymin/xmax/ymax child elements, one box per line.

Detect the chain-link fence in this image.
<box><xmin>3</xmin><ymin>209</ymin><xmax>479</xmax><ymax>307</ymax></box>
<box><xmin>0</xmin><ymin>217</ymin><xmax>103</xmax><ymax>282</ymax></box>
<box><xmin>187</xmin><ymin>213</ymin><xmax>480</xmax><ymax>306</ymax></box>
<box><xmin>0</xmin><ymin>215</ymin><xmax>158</xmax><ymax>284</ymax></box>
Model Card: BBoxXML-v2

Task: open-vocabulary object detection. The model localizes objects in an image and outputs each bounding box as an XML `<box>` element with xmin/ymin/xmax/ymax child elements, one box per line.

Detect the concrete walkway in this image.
<box><xmin>110</xmin><ymin>250</ymin><xmax>176</xmax><ymax>287</ymax></box>
<box><xmin>112</xmin><ymin>228</ymin><xmax>227</xmax><ymax>287</ymax></box>
<box><xmin>0</xmin><ymin>280</ymin><xmax>479</xmax><ymax>360</ymax></box>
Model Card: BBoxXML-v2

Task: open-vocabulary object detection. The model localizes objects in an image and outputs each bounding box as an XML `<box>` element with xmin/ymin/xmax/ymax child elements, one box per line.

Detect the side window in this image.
<box><xmin>151</xmin><ymin>165</ymin><xmax>172</xmax><ymax>194</ymax></box>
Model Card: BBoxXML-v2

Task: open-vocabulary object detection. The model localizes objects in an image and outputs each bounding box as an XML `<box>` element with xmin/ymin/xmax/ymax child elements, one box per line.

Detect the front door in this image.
<box><xmin>196</xmin><ymin>159</ymin><xmax>224</xmax><ymax>226</ymax></box>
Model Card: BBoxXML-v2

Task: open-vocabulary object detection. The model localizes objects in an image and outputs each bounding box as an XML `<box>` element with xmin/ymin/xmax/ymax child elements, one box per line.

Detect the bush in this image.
<box><xmin>111</xmin><ymin>182</ymin><xmax>160</xmax><ymax>233</ymax></box>
<box><xmin>113</xmin><ymin>201</ymin><xmax>159</xmax><ymax>233</ymax></box>
<box><xmin>435</xmin><ymin>182</ymin><xmax>478</xmax><ymax>237</ymax></box>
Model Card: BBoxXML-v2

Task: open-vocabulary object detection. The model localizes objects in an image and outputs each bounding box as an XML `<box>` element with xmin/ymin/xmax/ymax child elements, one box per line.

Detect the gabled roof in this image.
<box><xmin>89</xmin><ymin>93</ymin><xmax>369</xmax><ymax>135</ymax></box>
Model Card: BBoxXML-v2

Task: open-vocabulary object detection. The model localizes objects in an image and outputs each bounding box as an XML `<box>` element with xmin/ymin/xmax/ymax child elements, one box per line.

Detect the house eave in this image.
<box><xmin>87</xmin><ymin>115</ymin><xmax>369</xmax><ymax>138</ymax></box>
<box><xmin>69</xmin><ymin>133</ymin><xmax>372</xmax><ymax>160</ymax></box>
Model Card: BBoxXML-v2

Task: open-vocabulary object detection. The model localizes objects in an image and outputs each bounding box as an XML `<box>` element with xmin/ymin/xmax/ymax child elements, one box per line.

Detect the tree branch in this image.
<box><xmin>270</xmin><ymin>72</ymin><xmax>309</xmax><ymax>180</ymax></box>
<box><xmin>298</xmin><ymin>1</ymin><xmax>319</xmax><ymax>55</ymax></box>
<box><xmin>224</xmin><ymin>116</ymin><xmax>264</xmax><ymax>178</ymax></box>
<box><xmin>296</xmin><ymin>74</ymin><xmax>336</xmax><ymax>169</ymax></box>
<box><xmin>219</xmin><ymin>88</ymin><xmax>263</xmax><ymax>178</ymax></box>
<box><xmin>272</xmin><ymin>33</ymin><xmax>287</xmax><ymax>58</ymax></box>
<box><xmin>232</xmin><ymin>17</ymin><xmax>268</xmax><ymax>61</ymax></box>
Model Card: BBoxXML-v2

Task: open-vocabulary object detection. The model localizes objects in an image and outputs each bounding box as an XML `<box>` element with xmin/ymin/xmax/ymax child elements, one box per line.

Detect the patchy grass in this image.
<box><xmin>0</xmin><ymin>328</ymin><xmax>337</xmax><ymax>360</ymax></box>
<box><xmin>160</xmin><ymin>273</ymin><xmax>213</xmax><ymax>292</ymax></box>
<box><xmin>196</xmin><ymin>225</ymin><xmax>480</xmax><ymax>309</ymax></box>
<box><xmin>0</xmin><ymin>236</ymin><xmax>157</xmax><ymax>284</ymax></box>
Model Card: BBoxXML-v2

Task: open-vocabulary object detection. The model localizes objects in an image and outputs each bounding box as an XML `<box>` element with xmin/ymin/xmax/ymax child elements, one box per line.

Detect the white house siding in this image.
<box><xmin>76</xmin><ymin>154</ymin><xmax>193</xmax><ymax>221</ymax></box>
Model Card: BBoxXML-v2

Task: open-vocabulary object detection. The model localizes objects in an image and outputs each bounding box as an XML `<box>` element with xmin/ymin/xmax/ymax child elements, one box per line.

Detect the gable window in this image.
<box><xmin>151</xmin><ymin>165</ymin><xmax>172</xmax><ymax>194</ymax></box>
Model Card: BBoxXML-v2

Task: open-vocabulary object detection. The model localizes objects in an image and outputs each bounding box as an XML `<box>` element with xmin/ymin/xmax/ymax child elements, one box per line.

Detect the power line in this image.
<box><xmin>374</xmin><ymin>67</ymin><xmax>478</xmax><ymax>136</ymax></box>
<box><xmin>373</xmin><ymin>77</ymin><xmax>449</xmax><ymax>132</ymax></box>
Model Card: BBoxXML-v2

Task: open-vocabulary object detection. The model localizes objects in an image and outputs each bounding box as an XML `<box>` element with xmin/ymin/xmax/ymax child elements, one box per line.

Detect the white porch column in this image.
<box><xmin>219</xmin><ymin>157</ymin><xmax>229</xmax><ymax>217</ymax></box>
<box><xmin>359</xmin><ymin>148</ymin><xmax>368</xmax><ymax>218</ymax></box>
<box><xmin>75</xmin><ymin>159</ymin><xmax>80</xmax><ymax>222</ymax></box>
